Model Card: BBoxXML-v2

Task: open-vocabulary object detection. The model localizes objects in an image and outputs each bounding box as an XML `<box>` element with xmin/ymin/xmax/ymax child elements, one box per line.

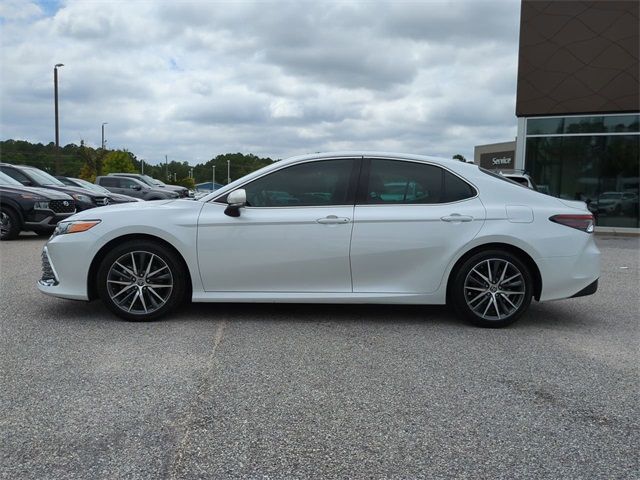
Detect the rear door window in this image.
<box><xmin>362</xmin><ymin>159</ymin><xmax>475</xmax><ymax>204</ymax></box>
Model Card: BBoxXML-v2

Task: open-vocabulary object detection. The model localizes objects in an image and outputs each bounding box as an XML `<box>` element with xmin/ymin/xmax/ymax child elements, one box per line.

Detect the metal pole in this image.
<box><xmin>165</xmin><ymin>155</ymin><xmax>168</xmax><ymax>180</ymax></box>
<box><xmin>173</xmin><ymin>172</ymin><xmax>177</xmax><ymax>182</ymax></box>
<box><xmin>54</xmin><ymin>63</ymin><xmax>63</xmax><ymax>173</ymax></box>
<box><xmin>227</xmin><ymin>159</ymin><xmax>230</xmax><ymax>184</ymax></box>
<box><xmin>141</xmin><ymin>159</ymin><xmax>144</xmax><ymax>174</ymax></box>
<box><xmin>212</xmin><ymin>165</ymin><xmax>215</xmax><ymax>191</ymax></box>
<box><xmin>101</xmin><ymin>122</ymin><xmax>108</xmax><ymax>149</ymax></box>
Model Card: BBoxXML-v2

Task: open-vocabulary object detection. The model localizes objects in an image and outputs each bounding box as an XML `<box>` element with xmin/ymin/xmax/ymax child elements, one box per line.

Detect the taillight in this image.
<box><xmin>549</xmin><ymin>214</ymin><xmax>595</xmax><ymax>233</ymax></box>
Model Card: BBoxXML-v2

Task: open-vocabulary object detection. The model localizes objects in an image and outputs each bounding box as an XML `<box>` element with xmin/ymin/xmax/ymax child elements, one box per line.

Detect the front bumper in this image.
<box><xmin>37</xmin><ymin>233</ymin><xmax>95</xmax><ymax>301</ymax></box>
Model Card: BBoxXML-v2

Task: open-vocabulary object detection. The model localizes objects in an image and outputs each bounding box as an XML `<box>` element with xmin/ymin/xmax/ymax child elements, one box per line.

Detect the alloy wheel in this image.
<box><xmin>106</xmin><ymin>250</ymin><xmax>173</xmax><ymax>315</ymax></box>
<box><xmin>463</xmin><ymin>258</ymin><xmax>525</xmax><ymax>321</ymax></box>
<box><xmin>0</xmin><ymin>212</ymin><xmax>11</xmax><ymax>238</ymax></box>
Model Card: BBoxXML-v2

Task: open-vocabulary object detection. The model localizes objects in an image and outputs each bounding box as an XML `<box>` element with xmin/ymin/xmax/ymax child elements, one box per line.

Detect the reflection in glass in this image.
<box><xmin>526</xmin><ymin>135</ymin><xmax>639</xmax><ymax>228</ymax></box>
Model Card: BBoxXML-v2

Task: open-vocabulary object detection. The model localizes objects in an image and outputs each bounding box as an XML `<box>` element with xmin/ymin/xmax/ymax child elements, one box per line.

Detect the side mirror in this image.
<box><xmin>22</xmin><ymin>180</ymin><xmax>33</xmax><ymax>186</ymax></box>
<box><xmin>132</xmin><ymin>185</ymin><xmax>142</xmax><ymax>191</ymax></box>
<box><xmin>224</xmin><ymin>189</ymin><xmax>246</xmax><ymax>217</ymax></box>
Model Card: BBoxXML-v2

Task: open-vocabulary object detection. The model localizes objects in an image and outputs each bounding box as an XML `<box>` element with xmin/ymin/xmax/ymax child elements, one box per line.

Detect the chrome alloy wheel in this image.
<box><xmin>463</xmin><ymin>258</ymin><xmax>525</xmax><ymax>321</ymax></box>
<box><xmin>0</xmin><ymin>212</ymin><xmax>11</xmax><ymax>238</ymax></box>
<box><xmin>106</xmin><ymin>250</ymin><xmax>173</xmax><ymax>315</ymax></box>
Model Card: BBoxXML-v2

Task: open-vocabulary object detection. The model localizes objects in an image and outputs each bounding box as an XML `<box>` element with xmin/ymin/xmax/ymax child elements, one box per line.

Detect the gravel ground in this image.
<box><xmin>1</xmin><ymin>234</ymin><xmax>638</xmax><ymax>479</ymax></box>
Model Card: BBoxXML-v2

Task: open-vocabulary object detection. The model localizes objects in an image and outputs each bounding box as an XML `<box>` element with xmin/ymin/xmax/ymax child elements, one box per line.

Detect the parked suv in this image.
<box><xmin>0</xmin><ymin>171</ymin><xmax>75</xmax><ymax>239</ymax></box>
<box><xmin>109</xmin><ymin>173</ymin><xmax>190</xmax><ymax>197</ymax></box>
<box><xmin>96</xmin><ymin>176</ymin><xmax>179</xmax><ymax>200</ymax></box>
<box><xmin>0</xmin><ymin>163</ymin><xmax>110</xmax><ymax>211</ymax></box>
<box><xmin>56</xmin><ymin>176</ymin><xmax>142</xmax><ymax>204</ymax></box>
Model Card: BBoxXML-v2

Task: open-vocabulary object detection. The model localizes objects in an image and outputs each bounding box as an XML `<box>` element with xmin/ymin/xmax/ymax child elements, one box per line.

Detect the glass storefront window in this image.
<box><xmin>527</xmin><ymin>114</ymin><xmax>640</xmax><ymax>135</ymax></box>
<box><xmin>526</xmin><ymin>134</ymin><xmax>639</xmax><ymax>228</ymax></box>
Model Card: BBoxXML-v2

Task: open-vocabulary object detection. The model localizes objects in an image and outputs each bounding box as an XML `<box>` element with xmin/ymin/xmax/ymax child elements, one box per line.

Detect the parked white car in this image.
<box><xmin>38</xmin><ymin>152</ymin><xmax>600</xmax><ymax>327</ymax></box>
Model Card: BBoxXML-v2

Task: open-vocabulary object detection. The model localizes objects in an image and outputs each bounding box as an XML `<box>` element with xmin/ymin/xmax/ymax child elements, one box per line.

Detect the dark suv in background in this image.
<box><xmin>0</xmin><ymin>163</ymin><xmax>110</xmax><ymax>211</ymax></box>
<box><xmin>0</xmin><ymin>171</ymin><xmax>75</xmax><ymax>240</ymax></box>
<box><xmin>109</xmin><ymin>173</ymin><xmax>190</xmax><ymax>198</ymax></box>
<box><xmin>96</xmin><ymin>176</ymin><xmax>179</xmax><ymax>200</ymax></box>
<box><xmin>55</xmin><ymin>176</ymin><xmax>141</xmax><ymax>204</ymax></box>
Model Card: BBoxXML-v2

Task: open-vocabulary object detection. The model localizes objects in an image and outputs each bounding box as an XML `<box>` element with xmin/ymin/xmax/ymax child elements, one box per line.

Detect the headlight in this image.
<box><xmin>54</xmin><ymin>220</ymin><xmax>101</xmax><ymax>236</ymax></box>
<box><xmin>34</xmin><ymin>201</ymin><xmax>50</xmax><ymax>210</ymax></box>
<box><xmin>71</xmin><ymin>193</ymin><xmax>92</xmax><ymax>203</ymax></box>
<box><xmin>20</xmin><ymin>193</ymin><xmax>45</xmax><ymax>201</ymax></box>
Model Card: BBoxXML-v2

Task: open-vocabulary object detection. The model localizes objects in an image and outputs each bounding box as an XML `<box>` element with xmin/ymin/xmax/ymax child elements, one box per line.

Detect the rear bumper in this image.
<box><xmin>536</xmin><ymin>239</ymin><xmax>600</xmax><ymax>302</ymax></box>
<box><xmin>571</xmin><ymin>279</ymin><xmax>598</xmax><ymax>298</ymax></box>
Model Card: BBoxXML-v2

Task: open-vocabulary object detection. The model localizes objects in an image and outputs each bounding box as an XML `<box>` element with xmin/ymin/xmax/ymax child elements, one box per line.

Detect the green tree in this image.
<box><xmin>102</xmin><ymin>150</ymin><xmax>136</xmax><ymax>175</ymax></box>
<box><xmin>453</xmin><ymin>154</ymin><xmax>467</xmax><ymax>162</ymax></box>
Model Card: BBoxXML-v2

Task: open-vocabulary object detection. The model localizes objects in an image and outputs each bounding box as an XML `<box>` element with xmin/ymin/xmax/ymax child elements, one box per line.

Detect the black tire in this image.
<box><xmin>0</xmin><ymin>206</ymin><xmax>21</xmax><ymax>240</ymax></box>
<box><xmin>450</xmin><ymin>249</ymin><xmax>533</xmax><ymax>328</ymax></box>
<box><xmin>96</xmin><ymin>240</ymin><xmax>187</xmax><ymax>321</ymax></box>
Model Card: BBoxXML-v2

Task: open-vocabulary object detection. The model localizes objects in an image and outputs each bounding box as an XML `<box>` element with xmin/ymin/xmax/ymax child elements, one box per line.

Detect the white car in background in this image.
<box><xmin>38</xmin><ymin>152</ymin><xmax>600</xmax><ymax>328</ymax></box>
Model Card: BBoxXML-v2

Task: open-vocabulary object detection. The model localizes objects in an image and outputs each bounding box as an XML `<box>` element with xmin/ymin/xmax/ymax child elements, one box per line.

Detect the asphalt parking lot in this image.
<box><xmin>1</xmin><ymin>235</ymin><xmax>638</xmax><ymax>479</ymax></box>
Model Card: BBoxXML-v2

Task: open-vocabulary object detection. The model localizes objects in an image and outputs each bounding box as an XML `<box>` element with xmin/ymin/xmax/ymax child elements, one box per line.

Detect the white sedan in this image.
<box><xmin>38</xmin><ymin>152</ymin><xmax>600</xmax><ymax>327</ymax></box>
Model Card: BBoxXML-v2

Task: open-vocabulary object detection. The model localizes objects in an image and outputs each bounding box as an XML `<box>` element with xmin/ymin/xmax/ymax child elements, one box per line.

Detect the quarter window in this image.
<box><xmin>242</xmin><ymin>159</ymin><xmax>355</xmax><ymax>207</ymax></box>
<box><xmin>364</xmin><ymin>159</ymin><xmax>475</xmax><ymax>205</ymax></box>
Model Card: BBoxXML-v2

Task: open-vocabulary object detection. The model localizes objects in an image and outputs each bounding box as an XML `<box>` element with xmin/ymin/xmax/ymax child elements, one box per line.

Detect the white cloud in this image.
<box><xmin>0</xmin><ymin>0</ymin><xmax>521</xmax><ymax>164</ymax></box>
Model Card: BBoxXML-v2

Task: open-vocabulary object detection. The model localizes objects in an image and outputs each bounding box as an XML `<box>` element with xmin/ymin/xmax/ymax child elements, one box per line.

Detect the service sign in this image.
<box><xmin>479</xmin><ymin>150</ymin><xmax>515</xmax><ymax>170</ymax></box>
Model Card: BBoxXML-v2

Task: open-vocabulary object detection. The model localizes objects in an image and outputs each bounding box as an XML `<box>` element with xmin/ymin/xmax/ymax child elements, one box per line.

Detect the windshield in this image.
<box><xmin>0</xmin><ymin>171</ymin><xmax>23</xmax><ymax>186</ymax></box>
<box><xmin>138</xmin><ymin>174</ymin><xmax>160</xmax><ymax>186</ymax></box>
<box><xmin>73</xmin><ymin>178</ymin><xmax>110</xmax><ymax>194</ymax></box>
<box><xmin>25</xmin><ymin>167</ymin><xmax>65</xmax><ymax>186</ymax></box>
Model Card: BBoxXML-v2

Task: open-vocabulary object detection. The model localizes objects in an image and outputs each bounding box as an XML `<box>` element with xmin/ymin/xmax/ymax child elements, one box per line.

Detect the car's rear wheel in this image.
<box><xmin>97</xmin><ymin>240</ymin><xmax>186</xmax><ymax>321</ymax></box>
<box><xmin>451</xmin><ymin>250</ymin><xmax>533</xmax><ymax>328</ymax></box>
<box><xmin>0</xmin><ymin>207</ymin><xmax>20</xmax><ymax>240</ymax></box>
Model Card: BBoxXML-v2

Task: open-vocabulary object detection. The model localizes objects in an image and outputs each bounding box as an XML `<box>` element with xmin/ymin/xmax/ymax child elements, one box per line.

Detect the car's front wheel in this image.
<box><xmin>0</xmin><ymin>207</ymin><xmax>20</xmax><ymax>240</ymax></box>
<box><xmin>96</xmin><ymin>240</ymin><xmax>187</xmax><ymax>321</ymax></box>
<box><xmin>451</xmin><ymin>250</ymin><xmax>533</xmax><ymax>328</ymax></box>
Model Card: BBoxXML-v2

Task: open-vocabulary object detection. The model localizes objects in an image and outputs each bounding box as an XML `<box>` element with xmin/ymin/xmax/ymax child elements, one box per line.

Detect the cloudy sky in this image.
<box><xmin>0</xmin><ymin>0</ymin><xmax>521</xmax><ymax>165</ymax></box>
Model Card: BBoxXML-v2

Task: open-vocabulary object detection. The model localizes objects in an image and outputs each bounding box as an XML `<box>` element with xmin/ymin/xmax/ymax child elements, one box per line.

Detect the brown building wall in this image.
<box><xmin>516</xmin><ymin>1</ymin><xmax>639</xmax><ymax>117</ymax></box>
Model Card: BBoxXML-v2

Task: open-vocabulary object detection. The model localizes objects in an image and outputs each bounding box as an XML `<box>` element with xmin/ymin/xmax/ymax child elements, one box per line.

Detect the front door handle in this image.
<box><xmin>441</xmin><ymin>214</ymin><xmax>474</xmax><ymax>223</ymax></box>
<box><xmin>316</xmin><ymin>215</ymin><xmax>350</xmax><ymax>224</ymax></box>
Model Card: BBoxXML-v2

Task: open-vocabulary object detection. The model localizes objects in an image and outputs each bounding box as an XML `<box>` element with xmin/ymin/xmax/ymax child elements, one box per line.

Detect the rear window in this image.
<box><xmin>99</xmin><ymin>177</ymin><xmax>120</xmax><ymax>187</ymax></box>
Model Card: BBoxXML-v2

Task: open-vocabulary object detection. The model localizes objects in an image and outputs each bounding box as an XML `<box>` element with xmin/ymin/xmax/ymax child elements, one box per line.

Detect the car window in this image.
<box><xmin>443</xmin><ymin>170</ymin><xmax>476</xmax><ymax>202</ymax></box>
<box><xmin>23</xmin><ymin>168</ymin><xmax>65</xmax><ymax>185</ymax></box>
<box><xmin>363</xmin><ymin>160</ymin><xmax>476</xmax><ymax>204</ymax></box>
<box><xmin>99</xmin><ymin>177</ymin><xmax>120</xmax><ymax>187</ymax></box>
<box><xmin>121</xmin><ymin>179</ymin><xmax>140</xmax><ymax>189</ymax></box>
<box><xmin>0</xmin><ymin>171</ymin><xmax>23</xmax><ymax>186</ymax></box>
<box><xmin>242</xmin><ymin>159</ymin><xmax>355</xmax><ymax>207</ymax></box>
<box><xmin>0</xmin><ymin>167</ymin><xmax>31</xmax><ymax>185</ymax></box>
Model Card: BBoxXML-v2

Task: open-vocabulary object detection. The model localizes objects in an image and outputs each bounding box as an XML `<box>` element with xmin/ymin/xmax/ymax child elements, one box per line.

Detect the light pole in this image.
<box><xmin>54</xmin><ymin>63</ymin><xmax>64</xmax><ymax>173</ymax></box>
<box><xmin>101</xmin><ymin>122</ymin><xmax>108</xmax><ymax>149</ymax></box>
<box><xmin>141</xmin><ymin>158</ymin><xmax>144</xmax><ymax>174</ymax></box>
<box><xmin>227</xmin><ymin>159</ymin><xmax>231</xmax><ymax>184</ymax></box>
<box><xmin>212</xmin><ymin>165</ymin><xmax>216</xmax><ymax>191</ymax></box>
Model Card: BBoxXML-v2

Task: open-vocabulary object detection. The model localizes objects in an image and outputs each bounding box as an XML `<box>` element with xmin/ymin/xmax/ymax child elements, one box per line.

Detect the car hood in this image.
<box><xmin>69</xmin><ymin>198</ymin><xmax>177</xmax><ymax>220</ymax></box>
<box><xmin>0</xmin><ymin>185</ymin><xmax>73</xmax><ymax>200</ymax></box>
<box><xmin>158</xmin><ymin>184</ymin><xmax>188</xmax><ymax>192</ymax></box>
<box><xmin>44</xmin><ymin>185</ymin><xmax>105</xmax><ymax>199</ymax></box>
<box><xmin>107</xmin><ymin>192</ymin><xmax>144</xmax><ymax>202</ymax></box>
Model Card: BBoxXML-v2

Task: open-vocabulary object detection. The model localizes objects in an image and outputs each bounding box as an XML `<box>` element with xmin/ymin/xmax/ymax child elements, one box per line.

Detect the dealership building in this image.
<box><xmin>479</xmin><ymin>0</ymin><xmax>639</xmax><ymax>231</ymax></box>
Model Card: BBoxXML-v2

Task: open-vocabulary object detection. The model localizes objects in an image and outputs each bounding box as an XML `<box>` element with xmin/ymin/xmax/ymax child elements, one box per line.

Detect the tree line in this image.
<box><xmin>0</xmin><ymin>139</ymin><xmax>274</xmax><ymax>189</ymax></box>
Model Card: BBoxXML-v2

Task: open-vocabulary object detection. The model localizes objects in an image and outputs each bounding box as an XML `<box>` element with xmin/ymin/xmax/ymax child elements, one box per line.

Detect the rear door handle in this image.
<box><xmin>316</xmin><ymin>215</ymin><xmax>350</xmax><ymax>224</ymax></box>
<box><xmin>441</xmin><ymin>214</ymin><xmax>474</xmax><ymax>223</ymax></box>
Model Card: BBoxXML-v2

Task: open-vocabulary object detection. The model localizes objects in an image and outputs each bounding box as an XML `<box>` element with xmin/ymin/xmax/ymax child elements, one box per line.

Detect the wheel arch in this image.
<box><xmin>87</xmin><ymin>233</ymin><xmax>193</xmax><ymax>301</ymax></box>
<box><xmin>446</xmin><ymin>242</ymin><xmax>542</xmax><ymax>302</ymax></box>
<box><xmin>0</xmin><ymin>200</ymin><xmax>25</xmax><ymax>226</ymax></box>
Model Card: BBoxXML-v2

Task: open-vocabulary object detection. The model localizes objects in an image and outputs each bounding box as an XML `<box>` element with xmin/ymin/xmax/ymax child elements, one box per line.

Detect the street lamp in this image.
<box><xmin>227</xmin><ymin>159</ymin><xmax>231</xmax><ymax>184</ymax></box>
<box><xmin>101</xmin><ymin>122</ymin><xmax>108</xmax><ymax>149</ymax></box>
<box><xmin>54</xmin><ymin>63</ymin><xmax>64</xmax><ymax>173</ymax></box>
